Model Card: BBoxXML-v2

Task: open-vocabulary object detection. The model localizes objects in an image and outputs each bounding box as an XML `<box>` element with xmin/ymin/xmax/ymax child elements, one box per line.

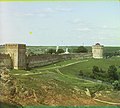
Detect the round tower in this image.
<box><xmin>92</xmin><ymin>43</ymin><xmax>104</xmax><ymax>59</ymax></box>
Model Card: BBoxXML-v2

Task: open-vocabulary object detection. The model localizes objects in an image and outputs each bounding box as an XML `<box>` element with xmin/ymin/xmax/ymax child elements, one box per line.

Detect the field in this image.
<box><xmin>8</xmin><ymin>57</ymin><xmax>120</xmax><ymax>106</ymax></box>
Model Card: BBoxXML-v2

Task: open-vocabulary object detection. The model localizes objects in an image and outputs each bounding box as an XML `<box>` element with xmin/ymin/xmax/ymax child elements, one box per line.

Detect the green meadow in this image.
<box><xmin>9</xmin><ymin>57</ymin><xmax>120</xmax><ymax>105</ymax></box>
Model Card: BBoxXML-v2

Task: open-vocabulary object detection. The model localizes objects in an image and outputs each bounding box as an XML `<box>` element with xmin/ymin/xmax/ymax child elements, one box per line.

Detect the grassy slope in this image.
<box><xmin>8</xmin><ymin>57</ymin><xmax>120</xmax><ymax>105</ymax></box>
<box><xmin>59</xmin><ymin>57</ymin><xmax>120</xmax><ymax>77</ymax></box>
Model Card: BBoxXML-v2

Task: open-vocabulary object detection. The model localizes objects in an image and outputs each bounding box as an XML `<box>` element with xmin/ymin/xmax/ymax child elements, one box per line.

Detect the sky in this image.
<box><xmin>0</xmin><ymin>1</ymin><xmax>120</xmax><ymax>46</ymax></box>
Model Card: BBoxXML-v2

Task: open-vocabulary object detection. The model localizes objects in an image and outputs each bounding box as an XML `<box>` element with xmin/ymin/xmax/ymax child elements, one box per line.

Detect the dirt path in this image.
<box><xmin>94</xmin><ymin>98</ymin><xmax>120</xmax><ymax>105</ymax></box>
<box><xmin>14</xmin><ymin>60</ymin><xmax>88</xmax><ymax>76</ymax></box>
<box><xmin>37</xmin><ymin>60</ymin><xmax>88</xmax><ymax>71</ymax></box>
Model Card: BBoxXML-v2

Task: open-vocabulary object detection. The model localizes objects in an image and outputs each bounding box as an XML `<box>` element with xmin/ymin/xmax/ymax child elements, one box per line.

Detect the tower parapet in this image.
<box><xmin>92</xmin><ymin>43</ymin><xmax>104</xmax><ymax>59</ymax></box>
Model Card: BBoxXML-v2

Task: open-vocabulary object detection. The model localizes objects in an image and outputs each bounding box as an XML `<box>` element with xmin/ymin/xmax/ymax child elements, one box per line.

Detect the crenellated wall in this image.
<box><xmin>0</xmin><ymin>54</ymin><xmax>12</xmax><ymax>69</ymax></box>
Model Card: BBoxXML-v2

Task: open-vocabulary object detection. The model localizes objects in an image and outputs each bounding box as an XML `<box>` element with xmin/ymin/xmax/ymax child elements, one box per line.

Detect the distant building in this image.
<box><xmin>92</xmin><ymin>43</ymin><xmax>104</xmax><ymax>59</ymax></box>
<box><xmin>5</xmin><ymin>44</ymin><xmax>26</xmax><ymax>69</ymax></box>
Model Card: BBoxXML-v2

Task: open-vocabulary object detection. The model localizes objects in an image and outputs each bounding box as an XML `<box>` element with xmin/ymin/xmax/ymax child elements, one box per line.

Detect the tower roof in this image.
<box><xmin>95</xmin><ymin>43</ymin><xmax>100</xmax><ymax>45</ymax></box>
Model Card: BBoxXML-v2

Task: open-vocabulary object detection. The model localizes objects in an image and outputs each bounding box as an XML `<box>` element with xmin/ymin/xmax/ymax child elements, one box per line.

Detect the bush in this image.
<box><xmin>107</xmin><ymin>65</ymin><xmax>119</xmax><ymax>82</ymax></box>
<box><xmin>112</xmin><ymin>80</ymin><xmax>120</xmax><ymax>90</ymax></box>
<box><xmin>47</xmin><ymin>49</ymin><xmax>56</xmax><ymax>54</ymax></box>
<box><xmin>79</xmin><ymin>70</ymin><xmax>84</xmax><ymax>76</ymax></box>
<box><xmin>73</xmin><ymin>46</ymin><xmax>88</xmax><ymax>53</ymax></box>
<box><xmin>56</xmin><ymin>49</ymin><xmax>64</xmax><ymax>54</ymax></box>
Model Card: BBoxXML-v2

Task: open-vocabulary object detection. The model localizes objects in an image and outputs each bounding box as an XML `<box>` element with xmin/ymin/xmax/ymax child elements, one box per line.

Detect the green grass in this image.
<box><xmin>9</xmin><ymin>57</ymin><xmax>120</xmax><ymax>105</ymax></box>
<box><xmin>58</xmin><ymin>57</ymin><xmax>120</xmax><ymax>77</ymax></box>
<box><xmin>10</xmin><ymin>57</ymin><xmax>116</xmax><ymax>92</ymax></box>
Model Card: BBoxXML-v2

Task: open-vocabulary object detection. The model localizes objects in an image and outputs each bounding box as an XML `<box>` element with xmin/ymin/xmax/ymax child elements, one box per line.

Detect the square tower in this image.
<box><xmin>92</xmin><ymin>43</ymin><xmax>104</xmax><ymax>59</ymax></box>
<box><xmin>5</xmin><ymin>44</ymin><xmax>26</xmax><ymax>69</ymax></box>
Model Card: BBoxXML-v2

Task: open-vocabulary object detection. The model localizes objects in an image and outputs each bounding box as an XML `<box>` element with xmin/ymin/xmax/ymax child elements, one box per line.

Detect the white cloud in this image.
<box><xmin>75</xmin><ymin>28</ymin><xmax>91</xmax><ymax>31</ymax></box>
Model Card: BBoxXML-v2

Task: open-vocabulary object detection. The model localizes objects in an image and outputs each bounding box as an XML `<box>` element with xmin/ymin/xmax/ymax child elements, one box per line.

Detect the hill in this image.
<box><xmin>1</xmin><ymin>57</ymin><xmax>120</xmax><ymax>107</ymax></box>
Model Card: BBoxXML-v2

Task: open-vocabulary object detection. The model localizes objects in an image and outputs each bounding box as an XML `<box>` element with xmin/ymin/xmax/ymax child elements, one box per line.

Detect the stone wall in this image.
<box><xmin>70</xmin><ymin>53</ymin><xmax>92</xmax><ymax>58</ymax></box>
<box><xmin>27</xmin><ymin>53</ymin><xmax>92</xmax><ymax>68</ymax></box>
<box><xmin>0</xmin><ymin>54</ymin><xmax>12</xmax><ymax>69</ymax></box>
<box><xmin>0</xmin><ymin>53</ymin><xmax>92</xmax><ymax>69</ymax></box>
<box><xmin>27</xmin><ymin>54</ymin><xmax>72</xmax><ymax>68</ymax></box>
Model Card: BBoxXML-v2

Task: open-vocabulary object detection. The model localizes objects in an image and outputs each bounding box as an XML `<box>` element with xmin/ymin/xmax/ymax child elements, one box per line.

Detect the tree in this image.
<box><xmin>92</xmin><ymin>66</ymin><xmax>100</xmax><ymax>79</ymax></box>
<box><xmin>47</xmin><ymin>49</ymin><xmax>56</xmax><ymax>54</ymax></box>
<box><xmin>79</xmin><ymin>70</ymin><xmax>84</xmax><ymax>76</ymax></box>
<box><xmin>92</xmin><ymin>66</ymin><xmax>99</xmax><ymax>74</ymax></box>
<box><xmin>107</xmin><ymin>65</ymin><xmax>119</xmax><ymax>82</ymax></box>
<box><xmin>57</xmin><ymin>49</ymin><xmax>64</xmax><ymax>54</ymax></box>
<box><xmin>112</xmin><ymin>80</ymin><xmax>120</xmax><ymax>90</ymax></box>
<box><xmin>74</xmin><ymin>46</ymin><xmax>88</xmax><ymax>53</ymax></box>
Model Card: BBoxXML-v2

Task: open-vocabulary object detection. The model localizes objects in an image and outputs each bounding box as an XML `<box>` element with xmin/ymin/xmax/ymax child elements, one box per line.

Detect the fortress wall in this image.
<box><xmin>0</xmin><ymin>54</ymin><xmax>12</xmax><ymax>69</ymax></box>
<box><xmin>0</xmin><ymin>52</ymin><xmax>92</xmax><ymax>69</ymax></box>
<box><xmin>27</xmin><ymin>53</ymin><xmax>92</xmax><ymax>68</ymax></box>
<box><xmin>27</xmin><ymin>54</ymin><xmax>72</xmax><ymax>68</ymax></box>
<box><xmin>71</xmin><ymin>53</ymin><xmax>92</xmax><ymax>58</ymax></box>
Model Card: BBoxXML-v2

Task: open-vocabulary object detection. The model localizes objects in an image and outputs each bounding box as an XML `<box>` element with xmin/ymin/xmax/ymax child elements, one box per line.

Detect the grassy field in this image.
<box><xmin>26</xmin><ymin>56</ymin><xmax>120</xmax><ymax>78</ymax></box>
<box><xmin>10</xmin><ymin>57</ymin><xmax>120</xmax><ymax>93</ymax></box>
<box><xmin>6</xmin><ymin>57</ymin><xmax>120</xmax><ymax>105</ymax></box>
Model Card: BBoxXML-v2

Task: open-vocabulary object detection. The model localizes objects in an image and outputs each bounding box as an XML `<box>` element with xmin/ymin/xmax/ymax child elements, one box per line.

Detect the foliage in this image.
<box><xmin>47</xmin><ymin>49</ymin><xmax>56</xmax><ymax>54</ymax></box>
<box><xmin>56</xmin><ymin>48</ymin><xmax>65</xmax><ymax>54</ymax></box>
<box><xmin>29</xmin><ymin>52</ymin><xmax>35</xmax><ymax>55</ymax></box>
<box><xmin>107</xmin><ymin>65</ymin><xmax>119</xmax><ymax>82</ymax></box>
<box><xmin>92</xmin><ymin>66</ymin><xmax>99</xmax><ymax>74</ymax></box>
<box><xmin>112</xmin><ymin>80</ymin><xmax>120</xmax><ymax>90</ymax></box>
<box><xmin>78</xmin><ymin>70</ymin><xmax>84</xmax><ymax>76</ymax></box>
<box><xmin>92</xmin><ymin>66</ymin><xmax>106</xmax><ymax>80</ymax></box>
<box><xmin>73</xmin><ymin>46</ymin><xmax>88</xmax><ymax>53</ymax></box>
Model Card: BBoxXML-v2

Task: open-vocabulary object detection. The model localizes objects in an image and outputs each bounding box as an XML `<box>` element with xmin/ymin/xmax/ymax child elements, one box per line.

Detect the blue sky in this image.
<box><xmin>0</xmin><ymin>1</ymin><xmax>120</xmax><ymax>46</ymax></box>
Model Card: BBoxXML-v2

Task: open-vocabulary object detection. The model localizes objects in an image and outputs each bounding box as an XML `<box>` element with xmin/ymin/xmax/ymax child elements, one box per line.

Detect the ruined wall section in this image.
<box><xmin>0</xmin><ymin>54</ymin><xmax>12</xmax><ymax>69</ymax></box>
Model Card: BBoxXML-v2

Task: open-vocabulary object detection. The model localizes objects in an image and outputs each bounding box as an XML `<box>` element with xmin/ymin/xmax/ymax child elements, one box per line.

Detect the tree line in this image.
<box><xmin>79</xmin><ymin>65</ymin><xmax>120</xmax><ymax>90</ymax></box>
<box><xmin>47</xmin><ymin>46</ymin><xmax>88</xmax><ymax>54</ymax></box>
